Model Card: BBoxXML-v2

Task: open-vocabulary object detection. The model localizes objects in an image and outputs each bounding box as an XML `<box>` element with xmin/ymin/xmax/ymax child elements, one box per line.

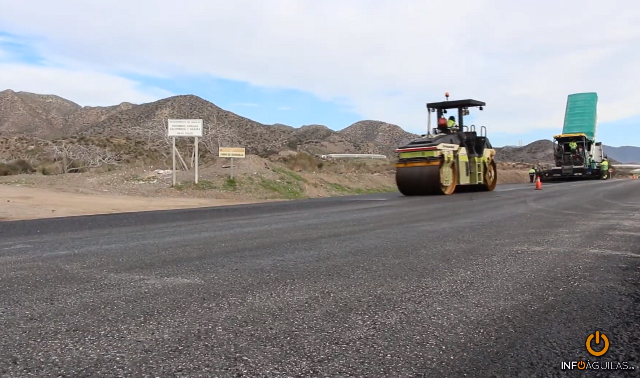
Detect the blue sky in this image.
<box><xmin>125</xmin><ymin>74</ymin><xmax>363</xmax><ymax>130</ymax></box>
<box><xmin>1</xmin><ymin>1</ymin><xmax>638</xmax><ymax>148</ymax></box>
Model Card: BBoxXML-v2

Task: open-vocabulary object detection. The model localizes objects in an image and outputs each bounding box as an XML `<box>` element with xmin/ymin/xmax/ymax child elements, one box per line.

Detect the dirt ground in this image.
<box><xmin>0</xmin><ymin>155</ymin><xmax>530</xmax><ymax>221</ymax></box>
<box><xmin>0</xmin><ymin>185</ymin><xmax>264</xmax><ymax>221</ymax></box>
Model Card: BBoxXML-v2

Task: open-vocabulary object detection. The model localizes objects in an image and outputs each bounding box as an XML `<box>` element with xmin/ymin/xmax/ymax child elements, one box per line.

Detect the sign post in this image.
<box><xmin>194</xmin><ymin>136</ymin><xmax>199</xmax><ymax>183</ymax></box>
<box><xmin>167</xmin><ymin>119</ymin><xmax>203</xmax><ymax>186</ymax></box>
<box><xmin>219</xmin><ymin>147</ymin><xmax>246</xmax><ymax>179</ymax></box>
<box><xmin>172</xmin><ymin>136</ymin><xmax>176</xmax><ymax>186</ymax></box>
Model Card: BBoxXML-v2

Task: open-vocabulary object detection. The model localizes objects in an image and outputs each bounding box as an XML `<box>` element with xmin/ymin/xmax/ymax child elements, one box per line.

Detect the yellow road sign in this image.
<box><xmin>219</xmin><ymin>147</ymin><xmax>245</xmax><ymax>158</ymax></box>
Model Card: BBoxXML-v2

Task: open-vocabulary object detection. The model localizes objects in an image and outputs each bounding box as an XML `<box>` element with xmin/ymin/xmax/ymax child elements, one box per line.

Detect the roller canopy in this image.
<box><xmin>426</xmin><ymin>99</ymin><xmax>485</xmax><ymax>109</ymax></box>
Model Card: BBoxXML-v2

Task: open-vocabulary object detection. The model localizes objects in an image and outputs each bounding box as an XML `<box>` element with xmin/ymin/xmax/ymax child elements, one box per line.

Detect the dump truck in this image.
<box><xmin>395</xmin><ymin>93</ymin><xmax>497</xmax><ymax>195</ymax></box>
<box><xmin>538</xmin><ymin>92</ymin><xmax>609</xmax><ymax>182</ymax></box>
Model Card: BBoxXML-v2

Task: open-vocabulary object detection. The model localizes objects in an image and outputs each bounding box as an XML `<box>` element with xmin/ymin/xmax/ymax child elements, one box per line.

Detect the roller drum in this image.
<box><xmin>396</xmin><ymin>164</ymin><xmax>448</xmax><ymax>195</ymax></box>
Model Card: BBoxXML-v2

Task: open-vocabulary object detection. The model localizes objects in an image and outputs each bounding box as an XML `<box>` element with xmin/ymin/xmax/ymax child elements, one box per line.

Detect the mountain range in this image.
<box><xmin>1</xmin><ymin>89</ymin><xmax>639</xmax><ymax>164</ymax></box>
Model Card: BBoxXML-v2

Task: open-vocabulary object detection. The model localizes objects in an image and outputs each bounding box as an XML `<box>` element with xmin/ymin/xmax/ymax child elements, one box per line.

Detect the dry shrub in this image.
<box><xmin>39</xmin><ymin>163</ymin><xmax>62</xmax><ymax>175</ymax></box>
<box><xmin>281</xmin><ymin>153</ymin><xmax>394</xmax><ymax>174</ymax></box>
<box><xmin>283</xmin><ymin>152</ymin><xmax>323</xmax><ymax>171</ymax></box>
<box><xmin>321</xmin><ymin>159</ymin><xmax>394</xmax><ymax>174</ymax></box>
<box><xmin>497</xmin><ymin>162</ymin><xmax>531</xmax><ymax>170</ymax></box>
<box><xmin>0</xmin><ymin>159</ymin><xmax>37</xmax><ymax>176</ymax></box>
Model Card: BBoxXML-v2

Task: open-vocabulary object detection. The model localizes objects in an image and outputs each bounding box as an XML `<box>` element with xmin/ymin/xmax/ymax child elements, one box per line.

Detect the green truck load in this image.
<box><xmin>538</xmin><ymin>92</ymin><xmax>609</xmax><ymax>181</ymax></box>
<box><xmin>562</xmin><ymin>92</ymin><xmax>598</xmax><ymax>140</ymax></box>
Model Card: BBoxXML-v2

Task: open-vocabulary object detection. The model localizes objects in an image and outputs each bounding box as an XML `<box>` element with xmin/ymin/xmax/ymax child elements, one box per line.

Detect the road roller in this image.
<box><xmin>395</xmin><ymin>94</ymin><xmax>497</xmax><ymax>195</ymax></box>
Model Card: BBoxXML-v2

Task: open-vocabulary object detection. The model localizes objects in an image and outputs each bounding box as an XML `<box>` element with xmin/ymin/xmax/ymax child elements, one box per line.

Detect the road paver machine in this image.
<box><xmin>537</xmin><ymin>92</ymin><xmax>610</xmax><ymax>181</ymax></box>
<box><xmin>395</xmin><ymin>93</ymin><xmax>498</xmax><ymax>195</ymax></box>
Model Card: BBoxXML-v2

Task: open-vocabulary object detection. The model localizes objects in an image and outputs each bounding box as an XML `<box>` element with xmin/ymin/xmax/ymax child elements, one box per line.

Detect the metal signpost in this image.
<box><xmin>218</xmin><ymin>147</ymin><xmax>245</xmax><ymax>179</ymax></box>
<box><xmin>167</xmin><ymin>119</ymin><xmax>203</xmax><ymax>186</ymax></box>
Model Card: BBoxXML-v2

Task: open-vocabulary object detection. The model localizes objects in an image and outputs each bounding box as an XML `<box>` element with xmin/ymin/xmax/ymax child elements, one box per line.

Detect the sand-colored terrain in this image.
<box><xmin>0</xmin><ymin>185</ymin><xmax>264</xmax><ymax>221</ymax></box>
<box><xmin>0</xmin><ymin>156</ymin><xmax>531</xmax><ymax>222</ymax></box>
<box><xmin>0</xmin><ymin>158</ymin><xmax>384</xmax><ymax>221</ymax></box>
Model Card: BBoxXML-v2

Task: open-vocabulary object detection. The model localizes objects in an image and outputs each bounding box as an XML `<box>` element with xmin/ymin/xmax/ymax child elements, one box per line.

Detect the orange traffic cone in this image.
<box><xmin>535</xmin><ymin>176</ymin><xmax>542</xmax><ymax>190</ymax></box>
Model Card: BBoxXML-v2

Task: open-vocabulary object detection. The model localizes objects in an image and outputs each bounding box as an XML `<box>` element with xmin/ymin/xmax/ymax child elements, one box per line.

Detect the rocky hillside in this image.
<box><xmin>0</xmin><ymin>90</ymin><xmax>418</xmax><ymax>159</ymax></box>
<box><xmin>0</xmin><ymin>91</ymin><xmax>81</xmax><ymax>137</ymax></box>
<box><xmin>340</xmin><ymin>121</ymin><xmax>417</xmax><ymax>154</ymax></box>
<box><xmin>495</xmin><ymin>140</ymin><xmax>555</xmax><ymax>164</ymax></box>
<box><xmin>2</xmin><ymin>89</ymin><xmax>636</xmax><ymax>166</ymax></box>
<box><xmin>601</xmin><ymin>145</ymin><xmax>640</xmax><ymax>164</ymax></box>
<box><xmin>495</xmin><ymin>140</ymin><xmax>624</xmax><ymax>165</ymax></box>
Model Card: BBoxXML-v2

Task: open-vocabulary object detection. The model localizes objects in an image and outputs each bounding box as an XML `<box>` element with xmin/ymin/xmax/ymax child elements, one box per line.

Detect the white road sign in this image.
<box><xmin>167</xmin><ymin>119</ymin><xmax>203</xmax><ymax>137</ymax></box>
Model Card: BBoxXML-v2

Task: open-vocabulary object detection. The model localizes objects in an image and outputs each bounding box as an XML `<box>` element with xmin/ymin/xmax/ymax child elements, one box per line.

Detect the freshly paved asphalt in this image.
<box><xmin>0</xmin><ymin>180</ymin><xmax>639</xmax><ymax>377</ymax></box>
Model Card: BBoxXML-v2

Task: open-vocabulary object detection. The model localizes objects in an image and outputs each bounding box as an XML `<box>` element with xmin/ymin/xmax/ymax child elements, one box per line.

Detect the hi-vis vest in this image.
<box><xmin>569</xmin><ymin>141</ymin><xmax>577</xmax><ymax>149</ymax></box>
<box><xmin>447</xmin><ymin>119</ymin><xmax>456</xmax><ymax>128</ymax></box>
<box><xmin>601</xmin><ymin>160</ymin><xmax>609</xmax><ymax>168</ymax></box>
<box><xmin>529</xmin><ymin>169</ymin><xmax>535</xmax><ymax>174</ymax></box>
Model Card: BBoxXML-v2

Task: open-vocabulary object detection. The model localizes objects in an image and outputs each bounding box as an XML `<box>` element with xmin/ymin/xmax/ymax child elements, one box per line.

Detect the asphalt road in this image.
<box><xmin>0</xmin><ymin>180</ymin><xmax>639</xmax><ymax>377</ymax></box>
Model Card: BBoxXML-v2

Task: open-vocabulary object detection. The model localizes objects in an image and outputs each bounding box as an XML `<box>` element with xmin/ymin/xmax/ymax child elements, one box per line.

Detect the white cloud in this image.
<box><xmin>0</xmin><ymin>64</ymin><xmax>171</xmax><ymax>106</ymax></box>
<box><xmin>0</xmin><ymin>0</ymin><xmax>639</xmax><ymax>134</ymax></box>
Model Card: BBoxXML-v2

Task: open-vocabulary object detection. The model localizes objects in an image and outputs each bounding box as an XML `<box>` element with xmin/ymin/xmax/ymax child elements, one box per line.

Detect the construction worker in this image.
<box><xmin>529</xmin><ymin>166</ymin><xmax>536</xmax><ymax>183</ymax></box>
<box><xmin>569</xmin><ymin>140</ymin><xmax>577</xmax><ymax>154</ymax></box>
<box><xmin>601</xmin><ymin>157</ymin><xmax>609</xmax><ymax>179</ymax></box>
<box><xmin>447</xmin><ymin>116</ymin><xmax>457</xmax><ymax>129</ymax></box>
<box><xmin>587</xmin><ymin>154</ymin><xmax>593</xmax><ymax>174</ymax></box>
